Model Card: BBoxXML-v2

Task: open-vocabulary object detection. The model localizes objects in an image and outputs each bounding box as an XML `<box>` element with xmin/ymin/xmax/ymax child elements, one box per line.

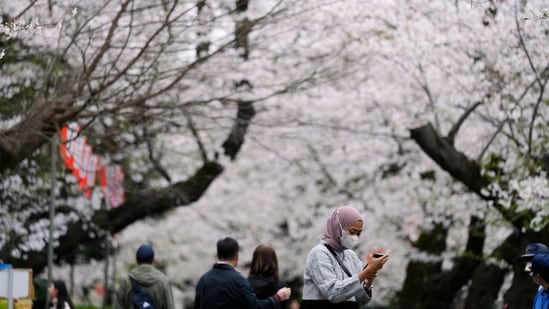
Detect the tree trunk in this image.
<box><xmin>399</xmin><ymin>223</ymin><xmax>447</xmax><ymax>309</ymax></box>
<box><xmin>409</xmin><ymin>122</ymin><xmax>549</xmax><ymax>308</ymax></box>
<box><xmin>464</xmin><ymin>264</ymin><xmax>506</xmax><ymax>309</ymax></box>
<box><xmin>399</xmin><ymin>215</ymin><xmax>486</xmax><ymax>309</ymax></box>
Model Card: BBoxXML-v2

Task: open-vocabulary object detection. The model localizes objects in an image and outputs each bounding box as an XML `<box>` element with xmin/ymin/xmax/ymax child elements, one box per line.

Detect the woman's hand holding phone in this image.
<box><xmin>366</xmin><ymin>249</ymin><xmax>390</xmax><ymax>270</ymax></box>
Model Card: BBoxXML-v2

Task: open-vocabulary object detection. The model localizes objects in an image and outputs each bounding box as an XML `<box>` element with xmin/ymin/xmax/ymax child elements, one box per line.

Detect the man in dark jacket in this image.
<box><xmin>114</xmin><ymin>244</ymin><xmax>174</xmax><ymax>309</ymax></box>
<box><xmin>194</xmin><ymin>237</ymin><xmax>291</xmax><ymax>309</ymax></box>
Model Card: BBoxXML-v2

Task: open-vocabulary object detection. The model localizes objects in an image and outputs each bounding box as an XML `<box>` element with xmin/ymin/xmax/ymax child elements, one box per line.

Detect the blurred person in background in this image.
<box><xmin>194</xmin><ymin>237</ymin><xmax>291</xmax><ymax>309</ymax></box>
<box><xmin>48</xmin><ymin>280</ymin><xmax>74</xmax><ymax>309</ymax></box>
<box><xmin>530</xmin><ymin>254</ymin><xmax>549</xmax><ymax>309</ymax></box>
<box><xmin>114</xmin><ymin>244</ymin><xmax>174</xmax><ymax>309</ymax></box>
<box><xmin>248</xmin><ymin>244</ymin><xmax>289</xmax><ymax>308</ymax></box>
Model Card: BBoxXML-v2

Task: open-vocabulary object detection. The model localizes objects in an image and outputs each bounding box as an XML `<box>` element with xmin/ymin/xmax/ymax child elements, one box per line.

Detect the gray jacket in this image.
<box><xmin>114</xmin><ymin>264</ymin><xmax>175</xmax><ymax>309</ymax></box>
<box><xmin>302</xmin><ymin>241</ymin><xmax>371</xmax><ymax>308</ymax></box>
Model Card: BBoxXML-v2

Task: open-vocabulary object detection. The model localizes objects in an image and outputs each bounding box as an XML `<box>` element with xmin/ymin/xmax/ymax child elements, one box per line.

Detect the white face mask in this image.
<box><xmin>338</xmin><ymin>218</ymin><xmax>359</xmax><ymax>249</ymax></box>
<box><xmin>340</xmin><ymin>230</ymin><xmax>359</xmax><ymax>249</ymax></box>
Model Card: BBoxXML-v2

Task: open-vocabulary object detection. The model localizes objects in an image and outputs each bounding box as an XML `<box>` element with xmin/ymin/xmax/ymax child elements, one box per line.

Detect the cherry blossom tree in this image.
<box><xmin>0</xmin><ymin>0</ymin><xmax>323</xmax><ymax>269</ymax></box>
<box><xmin>1</xmin><ymin>0</ymin><xmax>548</xmax><ymax>308</ymax></box>
<box><xmin>399</xmin><ymin>1</ymin><xmax>549</xmax><ymax>307</ymax></box>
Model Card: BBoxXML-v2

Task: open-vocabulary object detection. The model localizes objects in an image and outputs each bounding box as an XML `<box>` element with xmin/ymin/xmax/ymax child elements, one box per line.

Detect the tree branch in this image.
<box><xmin>477</xmin><ymin>118</ymin><xmax>508</xmax><ymax>162</ymax></box>
<box><xmin>184</xmin><ymin>109</ymin><xmax>208</xmax><ymax>163</ymax></box>
<box><xmin>0</xmin><ymin>100</ymin><xmax>77</xmax><ymax>173</ymax></box>
<box><xmin>74</xmin><ymin>0</ymin><xmax>133</xmax><ymax>97</ymax></box>
<box><xmin>410</xmin><ymin>122</ymin><xmax>532</xmax><ymax>231</ymax></box>
<box><xmin>527</xmin><ymin>67</ymin><xmax>549</xmax><ymax>157</ymax></box>
<box><xmin>446</xmin><ymin>100</ymin><xmax>483</xmax><ymax>145</ymax></box>
<box><xmin>1</xmin><ymin>102</ymin><xmax>255</xmax><ymax>273</ymax></box>
<box><xmin>222</xmin><ymin>101</ymin><xmax>255</xmax><ymax>160</ymax></box>
<box><xmin>410</xmin><ymin>123</ymin><xmax>486</xmax><ymax>195</ymax></box>
<box><xmin>417</xmin><ymin>63</ymin><xmax>440</xmax><ymax>130</ymax></box>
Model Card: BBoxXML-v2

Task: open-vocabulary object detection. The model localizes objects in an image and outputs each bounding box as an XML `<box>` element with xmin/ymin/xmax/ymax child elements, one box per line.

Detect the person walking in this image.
<box><xmin>301</xmin><ymin>206</ymin><xmax>389</xmax><ymax>309</ymax></box>
<box><xmin>194</xmin><ymin>237</ymin><xmax>291</xmax><ymax>309</ymax></box>
<box><xmin>248</xmin><ymin>244</ymin><xmax>288</xmax><ymax>308</ymax></box>
<box><xmin>48</xmin><ymin>280</ymin><xmax>74</xmax><ymax>309</ymax></box>
<box><xmin>114</xmin><ymin>244</ymin><xmax>175</xmax><ymax>309</ymax></box>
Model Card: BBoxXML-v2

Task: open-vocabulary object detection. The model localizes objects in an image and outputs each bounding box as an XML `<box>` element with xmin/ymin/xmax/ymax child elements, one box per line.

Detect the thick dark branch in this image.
<box><xmin>0</xmin><ymin>100</ymin><xmax>77</xmax><ymax>173</ymax></box>
<box><xmin>222</xmin><ymin>101</ymin><xmax>255</xmax><ymax>160</ymax></box>
<box><xmin>410</xmin><ymin>122</ymin><xmax>531</xmax><ymax>231</ymax></box>
<box><xmin>100</xmin><ymin>161</ymin><xmax>223</xmax><ymax>233</ymax></box>
<box><xmin>410</xmin><ymin>122</ymin><xmax>486</xmax><ymax>194</ymax></box>
<box><xmin>2</xmin><ymin>103</ymin><xmax>255</xmax><ymax>273</ymax></box>
<box><xmin>1</xmin><ymin>161</ymin><xmax>223</xmax><ymax>273</ymax></box>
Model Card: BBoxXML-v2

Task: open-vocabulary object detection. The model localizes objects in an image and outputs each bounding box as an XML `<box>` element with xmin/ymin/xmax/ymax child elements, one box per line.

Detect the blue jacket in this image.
<box><xmin>194</xmin><ymin>263</ymin><xmax>277</xmax><ymax>309</ymax></box>
<box><xmin>532</xmin><ymin>286</ymin><xmax>549</xmax><ymax>309</ymax></box>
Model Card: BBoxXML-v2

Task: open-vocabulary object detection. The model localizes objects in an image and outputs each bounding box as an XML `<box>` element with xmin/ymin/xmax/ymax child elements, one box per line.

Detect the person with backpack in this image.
<box><xmin>114</xmin><ymin>244</ymin><xmax>174</xmax><ymax>309</ymax></box>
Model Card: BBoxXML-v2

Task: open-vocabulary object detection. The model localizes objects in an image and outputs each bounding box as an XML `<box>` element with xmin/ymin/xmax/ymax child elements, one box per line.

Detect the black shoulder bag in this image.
<box><xmin>324</xmin><ymin>244</ymin><xmax>353</xmax><ymax>277</ymax></box>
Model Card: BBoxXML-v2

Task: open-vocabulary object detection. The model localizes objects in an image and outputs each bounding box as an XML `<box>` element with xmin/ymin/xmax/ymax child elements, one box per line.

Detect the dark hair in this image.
<box><xmin>250</xmin><ymin>244</ymin><xmax>279</xmax><ymax>280</ymax></box>
<box><xmin>217</xmin><ymin>237</ymin><xmax>239</xmax><ymax>260</ymax></box>
<box><xmin>52</xmin><ymin>280</ymin><xmax>74</xmax><ymax>309</ymax></box>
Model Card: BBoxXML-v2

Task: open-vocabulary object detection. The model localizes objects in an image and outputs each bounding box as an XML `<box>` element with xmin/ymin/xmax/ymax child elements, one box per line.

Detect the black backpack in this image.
<box><xmin>129</xmin><ymin>277</ymin><xmax>156</xmax><ymax>309</ymax></box>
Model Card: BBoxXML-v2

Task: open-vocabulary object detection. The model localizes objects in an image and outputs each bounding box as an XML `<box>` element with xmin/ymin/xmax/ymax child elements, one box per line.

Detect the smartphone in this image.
<box><xmin>373</xmin><ymin>253</ymin><xmax>385</xmax><ymax>258</ymax></box>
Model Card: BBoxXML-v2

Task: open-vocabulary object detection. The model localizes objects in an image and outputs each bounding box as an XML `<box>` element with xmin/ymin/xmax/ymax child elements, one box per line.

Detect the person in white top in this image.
<box><xmin>301</xmin><ymin>206</ymin><xmax>389</xmax><ymax>309</ymax></box>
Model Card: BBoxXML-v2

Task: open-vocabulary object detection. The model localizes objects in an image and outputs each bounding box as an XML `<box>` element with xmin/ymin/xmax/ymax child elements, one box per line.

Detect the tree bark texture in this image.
<box><xmin>399</xmin><ymin>223</ymin><xmax>448</xmax><ymax>309</ymax></box>
<box><xmin>0</xmin><ymin>100</ymin><xmax>76</xmax><ymax>173</ymax></box>
<box><xmin>399</xmin><ymin>215</ymin><xmax>486</xmax><ymax>309</ymax></box>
